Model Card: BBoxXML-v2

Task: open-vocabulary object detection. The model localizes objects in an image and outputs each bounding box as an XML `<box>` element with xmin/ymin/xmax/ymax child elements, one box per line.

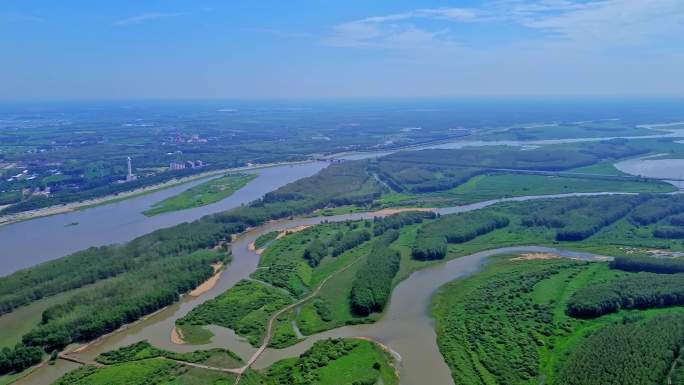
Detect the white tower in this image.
<box><xmin>126</xmin><ymin>157</ymin><xmax>136</xmax><ymax>182</ymax></box>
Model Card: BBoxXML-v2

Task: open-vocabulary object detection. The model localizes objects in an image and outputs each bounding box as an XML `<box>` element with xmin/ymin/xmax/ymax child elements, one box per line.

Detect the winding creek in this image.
<box><xmin>13</xmin><ymin>193</ymin><xmax>615</xmax><ymax>385</ymax></box>
<box><xmin>4</xmin><ymin>124</ymin><xmax>684</xmax><ymax>277</ymax></box>
<box><xmin>6</xmin><ymin>126</ymin><xmax>684</xmax><ymax>384</ymax></box>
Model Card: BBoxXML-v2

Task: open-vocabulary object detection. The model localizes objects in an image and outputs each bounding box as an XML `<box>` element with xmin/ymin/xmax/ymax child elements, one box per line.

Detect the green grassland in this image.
<box><xmin>177</xmin><ymin>280</ymin><xmax>294</xmax><ymax>347</ymax></box>
<box><xmin>143</xmin><ymin>173</ymin><xmax>256</xmax><ymax>216</ymax></box>
<box><xmin>52</xmin><ymin>339</ymin><xmax>396</xmax><ymax>385</ymax></box>
<box><xmin>254</xmin><ymin>231</ymin><xmax>278</xmax><ymax>249</ymax></box>
<box><xmin>478</xmin><ymin>120</ymin><xmax>664</xmax><ymax>141</ymax></box>
<box><xmin>375</xmin><ymin>172</ymin><xmax>675</xmax><ymax>208</ymax></box>
<box><xmin>427</xmin><ymin>197</ymin><xmax>684</xmax><ymax>261</ymax></box>
<box><xmin>252</xmin><ymin>220</ymin><xmax>373</xmax><ymax>297</ymax></box>
<box><xmin>432</xmin><ymin>256</ymin><xmax>684</xmax><ymax>385</ymax></box>
<box><xmin>265</xmin><ymin>339</ymin><xmax>398</xmax><ymax>385</ymax></box>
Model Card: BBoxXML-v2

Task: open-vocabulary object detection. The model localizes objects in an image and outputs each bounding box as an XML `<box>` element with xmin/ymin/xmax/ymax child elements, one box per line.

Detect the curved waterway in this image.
<box><xmin>0</xmin><ymin>162</ymin><xmax>328</xmax><ymax>276</ymax></box>
<box><xmin>616</xmin><ymin>155</ymin><xmax>684</xmax><ymax>189</ymax></box>
<box><xmin>16</xmin><ymin>192</ymin><xmax>618</xmax><ymax>385</ymax></box>
<box><xmin>4</xmin><ymin>124</ymin><xmax>684</xmax><ymax>276</ymax></box>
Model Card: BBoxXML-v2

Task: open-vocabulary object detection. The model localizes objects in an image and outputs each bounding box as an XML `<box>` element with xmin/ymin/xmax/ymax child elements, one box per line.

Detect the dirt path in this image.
<box><xmin>232</xmin><ymin>250</ymin><xmax>367</xmax><ymax>384</ymax></box>
<box><xmin>169</xmin><ymin>359</ymin><xmax>243</xmax><ymax>374</ymax></box>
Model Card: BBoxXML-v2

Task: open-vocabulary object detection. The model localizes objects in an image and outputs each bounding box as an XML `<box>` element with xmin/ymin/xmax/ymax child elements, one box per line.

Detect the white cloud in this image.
<box><xmin>324</xmin><ymin>7</ymin><xmax>475</xmax><ymax>48</ymax></box>
<box><xmin>517</xmin><ymin>0</ymin><xmax>684</xmax><ymax>42</ymax></box>
<box><xmin>113</xmin><ymin>12</ymin><xmax>183</xmax><ymax>26</ymax></box>
<box><xmin>326</xmin><ymin>1</ymin><xmax>684</xmax><ymax>49</ymax></box>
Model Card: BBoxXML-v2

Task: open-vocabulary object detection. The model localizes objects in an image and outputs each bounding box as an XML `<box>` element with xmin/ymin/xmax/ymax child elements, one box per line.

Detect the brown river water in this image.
<box><xmin>6</xmin><ymin>126</ymin><xmax>684</xmax><ymax>384</ymax></box>
<box><xmin>12</xmin><ymin>193</ymin><xmax>613</xmax><ymax>385</ymax></box>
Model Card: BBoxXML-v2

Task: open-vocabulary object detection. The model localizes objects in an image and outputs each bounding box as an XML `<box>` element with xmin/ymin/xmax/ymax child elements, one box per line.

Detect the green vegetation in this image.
<box><xmin>556</xmin><ymin>314</ymin><xmax>684</xmax><ymax>385</ymax></box>
<box><xmin>96</xmin><ymin>341</ymin><xmax>242</xmax><ymax>369</ymax></box>
<box><xmin>0</xmin><ymin>159</ymin><xmax>381</xmax><ymax>377</ymax></box>
<box><xmin>175</xmin><ymin>324</ymin><xmax>214</xmax><ymax>345</ymax></box>
<box><xmin>254</xmin><ymin>231</ymin><xmax>279</xmax><ymax>249</ymax></box>
<box><xmin>375</xmin><ymin>172</ymin><xmax>675</xmax><ymax>208</ymax></box>
<box><xmin>350</xmin><ymin>231</ymin><xmax>401</xmax><ymax>316</ymax></box>
<box><xmin>143</xmin><ymin>173</ymin><xmax>256</xmax><ymax>216</ymax></box>
<box><xmin>52</xmin><ymin>338</ymin><xmax>396</xmax><ymax>385</ymax></box>
<box><xmin>0</xmin><ymin>221</ymin><xmax>239</xmax><ymax>316</ymax></box>
<box><xmin>177</xmin><ymin>280</ymin><xmax>293</xmax><ymax>346</ymax></box>
<box><xmin>24</xmin><ymin>249</ymin><xmax>224</xmax><ymax>352</ymax></box>
<box><xmin>610</xmin><ymin>255</ymin><xmax>684</xmax><ymax>274</ymax></box>
<box><xmin>522</xmin><ymin>195</ymin><xmax>641</xmax><ymax>241</ymax></box>
<box><xmin>480</xmin><ymin>120</ymin><xmax>663</xmax><ymax>141</ymax></box>
<box><xmin>567</xmin><ymin>273</ymin><xmax>684</xmax><ymax>317</ymax></box>
<box><xmin>1</xmin><ymin>101</ymin><xmax>465</xmax><ymax>216</ymax></box>
<box><xmin>253</xmin><ymin>220</ymin><xmax>372</xmax><ymax>297</ymax></box>
<box><xmin>0</xmin><ymin>345</ymin><xmax>43</xmax><ymax>375</ymax></box>
<box><xmin>413</xmin><ymin>212</ymin><xmax>510</xmax><ymax>260</ymax></box>
<box><xmin>264</xmin><ymin>339</ymin><xmax>397</xmax><ymax>385</ymax></box>
<box><xmin>629</xmin><ymin>194</ymin><xmax>684</xmax><ymax>225</ymax></box>
<box><xmin>432</xmin><ymin>254</ymin><xmax>684</xmax><ymax>385</ymax></box>
<box><xmin>53</xmin><ymin>359</ymin><xmax>183</xmax><ymax>385</ymax></box>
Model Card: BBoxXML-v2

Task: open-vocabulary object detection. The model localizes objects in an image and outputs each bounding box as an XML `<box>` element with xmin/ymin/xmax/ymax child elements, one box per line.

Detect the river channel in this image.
<box><xmin>13</xmin><ymin>192</ymin><xmax>615</xmax><ymax>385</ymax></box>
<box><xmin>6</xmin><ymin>126</ymin><xmax>684</xmax><ymax>384</ymax></box>
<box><xmin>3</xmin><ymin>125</ymin><xmax>684</xmax><ymax>276</ymax></box>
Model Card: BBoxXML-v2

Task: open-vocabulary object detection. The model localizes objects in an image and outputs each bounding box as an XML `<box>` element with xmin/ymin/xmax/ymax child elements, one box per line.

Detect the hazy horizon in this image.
<box><xmin>3</xmin><ymin>0</ymin><xmax>684</xmax><ymax>100</ymax></box>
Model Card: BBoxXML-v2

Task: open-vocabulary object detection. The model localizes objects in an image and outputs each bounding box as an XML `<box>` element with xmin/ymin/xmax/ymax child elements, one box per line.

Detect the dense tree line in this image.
<box><xmin>302</xmin><ymin>239</ymin><xmax>329</xmax><ymax>267</ymax></box>
<box><xmin>520</xmin><ymin>195</ymin><xmax>642</xmax><ymax>241</ymax></box>
<box><xmin>371</xmin><ymin>211</ymin><xmax>435</xmax><ymax>236</ymax></box>
<box><xmin>0</xmin><ymin>220</ymin><xmax>241</xmax><ymax>315</ymax></box>
<box><xmin>302</xmin><ymin>230</ymin><xmax>371</xmax><ymax>267</ymax></box>
<box><xmin>556</xmin><ymin>314</ymin><xmax>684</xmax><ymax>385</ymax></box>
<box><xmin>331</xmin><ymin>230</ymin><xmax>372</xmax><ymax>257</ymax></box>
<box><xmin>372</xmin><ymin>157</ymin><xmax>482</xmax><ymax>193</ymax></box>
<box><xmin>412</xmin><ymin>212</ymin><xmax>509</xmax><ymax>260</ymax></box>
<box><xmin>261</xmin><ymin>161</ymin><xmax>383</xmax><ymax>207</ymax></box>
<box><xmin>350</xmin><ymin>230</ymin><xmax>401</xmax><ymax>316</ymax></box>
<box><xmin>370</xmin><ymin>140</ymin><xmax>650</xmax><ymax>195</ymax></box>
<box><xmin>629</xmin><ymin>194</ymin><xmax>684</xmax><ymax>225</ymax></box>
<box><xmin>566</xmin><ymin>273</ymin><xmax>684</xmax><ymax>318</ymax></box>
<box><xmin>0</xmin><ymin>345</ymin><xmax>43</xmax><ymax>375</ymax></box>
<box><xmin>22</xmin><ymin>250</ymin><xmax>221</xmax><ymax>352</ymax></box>
<box><xmin>610</xmin><ymin>255</ymin><xmax>684</xmax><ymax>274</ymax></box>
<box><xmin>653</xmin><ymin>225</ymin><xmax>684</xmax><ymax>239</ymax></box>
<box><xmin>668</xmin><ymin>213</ymin><xmax>684</xmax><ymax>226</ymax></box>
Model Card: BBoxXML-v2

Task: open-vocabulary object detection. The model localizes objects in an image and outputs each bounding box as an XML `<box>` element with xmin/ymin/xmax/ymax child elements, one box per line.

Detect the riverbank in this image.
<box><xmin>8</xmin><ymin>192</ymin><xmax>637</xmax><ymax>385</ymax></box>
<box><xmin>0</xmin><ymin>160</ymin><xmax>314</xmax><ymax>227</ymax></box>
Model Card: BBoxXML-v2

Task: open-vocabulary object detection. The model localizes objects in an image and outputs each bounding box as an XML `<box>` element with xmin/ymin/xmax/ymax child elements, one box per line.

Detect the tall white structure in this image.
<box><xmin>126</xmin><ymin>156</ymin><xmax>137</xmax><ymax>182</ymax></box>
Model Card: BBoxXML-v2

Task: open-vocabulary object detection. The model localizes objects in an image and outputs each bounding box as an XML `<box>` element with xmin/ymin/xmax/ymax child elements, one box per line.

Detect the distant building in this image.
<box><xmin>169</xmin><ymin>161</ymin><xmax>186</xmax><ymax>171</ymax></box>
<box><xmin>169</xmin><ymin>160</ymin><xmax>205</xmax><ymax>171</ymax></box>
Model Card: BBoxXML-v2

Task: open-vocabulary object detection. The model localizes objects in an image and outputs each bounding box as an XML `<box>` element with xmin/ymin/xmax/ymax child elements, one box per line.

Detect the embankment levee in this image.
<box><xmin>0</xmin><ymin>160</ymin><xmax>314</xmax><ymax>227</ymax></box>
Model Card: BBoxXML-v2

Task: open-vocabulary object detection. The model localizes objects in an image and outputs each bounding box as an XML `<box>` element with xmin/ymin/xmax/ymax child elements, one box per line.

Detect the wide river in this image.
<box><xmin>5</xmin><ymin>127</ymin><xmax>684</xmax><ymax>384</ymax></box>
<box><xmin>4</xmin><ymin>127</ymin><xmax>684</xmax><ymax>276</ymax></box>
<box><xmin>13</xmin><ymin>192</ymin><xmax>615</xmax><ymax>385</ymax></box>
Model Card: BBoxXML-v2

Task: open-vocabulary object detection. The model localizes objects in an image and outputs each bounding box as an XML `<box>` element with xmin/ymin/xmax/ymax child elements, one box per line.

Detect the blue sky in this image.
<box><xmin>1</xmin><ymin>0</ymin><xmax>684</xmax><ymax>100</ymax></box>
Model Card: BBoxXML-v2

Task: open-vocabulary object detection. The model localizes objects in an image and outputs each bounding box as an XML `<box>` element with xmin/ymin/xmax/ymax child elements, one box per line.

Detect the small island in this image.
<box><xmin>143</xmin><ymin>173</ymin><xmax>256</xmax><ymax>216</ymax></box>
